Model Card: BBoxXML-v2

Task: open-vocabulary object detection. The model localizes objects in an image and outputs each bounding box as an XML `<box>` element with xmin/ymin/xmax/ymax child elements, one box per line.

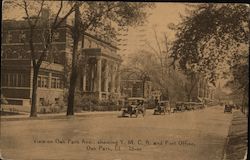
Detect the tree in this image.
<box><xmin>66</xmin><ymin>2</ymin><xmax>154</xmax><ymax>115</ymax></box>
<box><xmin>124</xmin><ymin>28</ymin><xmax>187</xmax><ymax>103</ymax></box>
<box><xmin>170</xmin><ymin>4</ymin><xmax>249</xmax><ymax>86</ymax></box>
<box><xmin>3</xmin><ymin>1</ymin><xmax>75</xmax><ymax>117</ymax></box>
<box><xmin>226</xmin><ymin>52</ymin><xmax>249</xmax><ymax>112</ymax></box>
<box><xmin>170</xmin><ymin>3</ymin><xmax>249</xmax><ymax>107</ymax></box>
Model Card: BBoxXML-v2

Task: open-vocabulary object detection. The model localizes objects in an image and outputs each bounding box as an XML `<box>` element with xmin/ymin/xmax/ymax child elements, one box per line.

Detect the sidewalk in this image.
<box><xmin>1</xmin><ymin>111</ymin><xmax>120</xmax><ymax>122</ymax></box>
<box><xmin>223</xmin><ymin>110</ymin><xmax>248</xmax><ymax>160</ymax></box>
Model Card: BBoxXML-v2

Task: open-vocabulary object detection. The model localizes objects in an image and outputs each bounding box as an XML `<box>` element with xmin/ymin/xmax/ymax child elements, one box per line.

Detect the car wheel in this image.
<box><xmin>121</xmin><ymin>111</ymin><xmax>125</xmax><ymax>117</ymax></box>
<box><xmin>135</xmin><ymin>110</ymin><xmax>138</xmax><ymax>117</ymax></box>
<box><xmin>142</xmin><ymin>111</ymin><xmax>145</xmax><ymax>117</ymax></box>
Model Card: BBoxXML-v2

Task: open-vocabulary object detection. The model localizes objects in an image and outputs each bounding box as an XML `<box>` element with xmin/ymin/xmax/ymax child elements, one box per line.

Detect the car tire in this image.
<box><xmin>135</xmin><ymin>110</ymin><xmax>138</xmax><ymax>117</ymax></box>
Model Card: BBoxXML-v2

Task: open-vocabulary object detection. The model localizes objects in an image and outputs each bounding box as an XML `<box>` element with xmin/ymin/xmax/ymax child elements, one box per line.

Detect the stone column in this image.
<box><xmin>95</xmin><ymin>57</ymin><xmax>102</xmax><ymax>93</ymax></box>
<box><xmin>104</xmin><ymin>61</ymin><xmax>109</xmax><ymax>92</ymax></box>
<box><xmin>82</xmin><ymin>67</ymin><xmax>86</xmax><ymax>91</ymax></box>
<box><xmin>116</xmin><ymin>64</ymin><xmax>121</xmax><ymax>95</ymax></box>
<box><xmin>110</xmin><ymin>64</ymin><xmax>115</xmax><ymax>93</ymax></box>
<box><xmin>89</xmin><ymin>62</ymin><xmax>94</xmax><ymax>92</ymax></box>
<box><xmin>48</xmin><ymin>72</ymin><xmax>52</xmax><ymax>88</ymax></box>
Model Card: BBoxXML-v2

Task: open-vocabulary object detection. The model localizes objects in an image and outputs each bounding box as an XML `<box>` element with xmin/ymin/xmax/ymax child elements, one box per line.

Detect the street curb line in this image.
<box><xmin>222</xmin><ymin>114</ymin><xmax>233</xmax><ymax>160</ymax></box>
<box><xmin>222</xmin><ymin>111</ymin><xmax>248</xmax><ymax>160</ymax></box>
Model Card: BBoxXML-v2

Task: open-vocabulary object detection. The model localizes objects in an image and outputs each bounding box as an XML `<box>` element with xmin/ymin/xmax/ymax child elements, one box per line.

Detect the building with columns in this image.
<box><xmin>1</xmin><ymin>9</ymin><xmax>121</xmax><ymax>110</ymax></box>
<box><xmin>78</xmin><ymin>46</ymin><xmax>122</xmax><ymax>100</ymax></box>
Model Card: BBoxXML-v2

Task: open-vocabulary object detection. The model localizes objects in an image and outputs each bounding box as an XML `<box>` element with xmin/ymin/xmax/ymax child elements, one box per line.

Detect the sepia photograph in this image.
<box><xmin>0</xmin><ymin>1</ymin><xmax>248</xmax><ymax>160</ymax></box>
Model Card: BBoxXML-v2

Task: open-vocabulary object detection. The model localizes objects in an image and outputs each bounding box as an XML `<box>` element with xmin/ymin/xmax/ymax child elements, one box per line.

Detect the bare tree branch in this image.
<box><xmin>33</xmin><ymin>0</ymin><xmax>45</xmax><ymax>27</ymax></box>
<box><xmin>23</xmin><ymin>0</ymin><xmax>32</xmax><ymax>27</ymax></box>
<box><xmin>153</xmin><ymin>27</ymin><xmax>162</xmax><ymax>55</ymax></box>
<box><xmin>52</xmin><ymin>0</ymin><xmax>63</xmax><ymax>27</ymax></box>
<box><xmin>53</xmin><ymin>2</ymin><xmax>75</xmax><ymax>30</ymax></box>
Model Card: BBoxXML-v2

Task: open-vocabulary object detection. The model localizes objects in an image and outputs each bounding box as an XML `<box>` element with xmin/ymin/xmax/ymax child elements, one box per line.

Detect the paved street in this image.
<box><xmin>1</xmin><ymin>105</ymin><xmax>232</xmax><ymax>160</ymax></box>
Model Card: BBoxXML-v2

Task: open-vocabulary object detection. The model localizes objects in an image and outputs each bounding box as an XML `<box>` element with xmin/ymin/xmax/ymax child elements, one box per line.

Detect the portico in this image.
<box><xmin>79</xmin><ymin>48</ymin><xmax>122</xmax><ymax>100</ymax></box>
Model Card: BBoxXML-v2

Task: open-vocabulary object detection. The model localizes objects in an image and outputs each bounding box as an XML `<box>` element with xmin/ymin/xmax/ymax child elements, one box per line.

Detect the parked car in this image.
<box><xmin>173</xmin><ymin>102</ymin><xmax>186</xmax><ymax>112</ymax></box>
<box><xmin>224</xmin><ymin>105</ymin><xmax>232</xmax><ymax>113</ymax></box>
<box><xmin>153</xmin><ymin>101</ymin><xmax>170</xmax><ymax>115</ymax></box>
<box><xmin>120</xmin><ymin>97</ymin><xmax>146</xmax><ymax>118</ymax></box>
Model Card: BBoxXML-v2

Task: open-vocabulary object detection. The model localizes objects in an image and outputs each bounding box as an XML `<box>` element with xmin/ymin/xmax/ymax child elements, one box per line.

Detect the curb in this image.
<box><xmin>222</xmin><ymin>112</ymin><xmax>233</xmax><ymax>160</ymax></box>
<box><xmin>222</xmin><ymin>110</ymin><xmax>248</xmax><ymax>160</ymax></box>
<box><xmin>1</xmin><ymin>111</ymin><xmax>120</xmax><ymax>122</ymax></box>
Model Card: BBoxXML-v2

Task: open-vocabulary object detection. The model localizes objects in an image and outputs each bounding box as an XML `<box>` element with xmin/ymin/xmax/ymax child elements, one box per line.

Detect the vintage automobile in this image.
<box><xmin>224</xmin><ymin>105</ymin><xmax>232</xmax><ymax>113</ymax></box>
<box><xmin>120</xmin><ymin>97</ymin><xmax>146</xmax><ymax>118</ymax></box>
<box><xmin>185</xmin><ymin>102</ymin><xmax>205</xmax><ymax>110</ymax></box>
<box><xmin>153</xmin><ymin>101</ymin><xmax>170</xmax><ymax>115</ymax></box>
<box><xmin>172</xmin><ymin>102</ymin><xmax>186</xmax><ymax>112</ymax></box>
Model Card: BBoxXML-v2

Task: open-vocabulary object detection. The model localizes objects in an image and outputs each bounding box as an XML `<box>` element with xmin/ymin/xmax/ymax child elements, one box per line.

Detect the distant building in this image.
<box><xmin>187</xmin><ymin>74</ymin><xmax>215</xmax><ymax>103</ymax></box>
<box><xmin>1</xmin><ymin>9</ymin><xmax>121</xmax><ymax>110</ymax></box>
<box><xmin>120</xmin><ymin>71</ymin><xmax>152</xmax><ymax>99</ymax></box>
<box><xmin>151</xmin><ymin>90</ymin><xmax>161</xmax><ymax>100</ymax></box>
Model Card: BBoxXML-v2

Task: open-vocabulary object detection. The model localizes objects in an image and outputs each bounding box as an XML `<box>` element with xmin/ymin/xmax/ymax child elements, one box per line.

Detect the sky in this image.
<box><xmin>118</xmin><ymin>3</ymin><xmax>187</xmax><ymax>58</ymax></box>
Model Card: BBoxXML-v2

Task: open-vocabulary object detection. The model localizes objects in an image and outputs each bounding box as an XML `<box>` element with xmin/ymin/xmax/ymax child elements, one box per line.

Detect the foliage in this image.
<box><xmin>74</xmin><ymin>94</ymin><xmax>99</xmax><ymax>111</ymax></box>
<box><xmin>73</xmin><ymin>94</ymin><xmax>121</xmax><ymax>112</ymax></box>
<box><xmin>170</xmin><ymin>4</ymin><xmax>249</xmax><ymax>86</ymax></box>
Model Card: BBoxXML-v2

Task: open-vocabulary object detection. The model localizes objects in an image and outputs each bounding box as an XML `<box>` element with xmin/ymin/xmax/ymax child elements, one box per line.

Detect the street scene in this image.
<box><xmin>1</xmin><ymin>106</ymin><xmax>233</xmax><ymax>160</ymax></box>
<box><xmin>1</xmin><ymin>1</ymin><xmax>249</xmax><ymax>160</ymax></box>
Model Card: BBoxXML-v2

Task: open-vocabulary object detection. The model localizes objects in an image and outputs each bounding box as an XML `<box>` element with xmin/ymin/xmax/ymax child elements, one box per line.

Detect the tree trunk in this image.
<box><xmin>30</xmin><ymin>66</ymin><xmax>39</xmax><ymax>117</ymax></box>
<box><xmin>67</xmin><ymin>3</ymin><xmax>80</xmax><ymax>116</ymax></box>
<box><xmin>67</xmin><ymin>67</ymin><xmax>78</xmax><ymax>115</ymax></box>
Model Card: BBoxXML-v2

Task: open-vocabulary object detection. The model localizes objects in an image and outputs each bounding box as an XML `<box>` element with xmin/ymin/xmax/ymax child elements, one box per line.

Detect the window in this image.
<box><xmin>39</xmin><ymin>98</ymin><xmax>45</xmax><ymax>106</ymax></box>
<box><xmin>37</xmin><ymin>75</ymin><xmax>49</xmax><ymax>88</ymax></box>
<box><xmin>2</xmin><ymin>73</ymin><xmax>25</xmax><ymax>87</ymax></box>
<box><xmin>51</xmin><ymin>76</ymin><xmax>64</xmax><ymax>89</ymax></box>
<box><xmin>37</xmin><ymin>76</ymin><xmax>41</xmax><ymax>87</ymax></box>
<box><xmin>55</xmin><ymin>98</ymin><xmax>59</xmax><ymax>104</ymax></box>
<box><xmin>51</xmin><ymin>77</ymin><xmax>57</xmax><ymax>88</ymax></box>
<box><xmin>89</xmin><ymin>41</ymin><xmax>92</xmax><ymax>48</ymax></box>
<box><xmin>19</xmin><ymin>31</ymin><xmax>26</xmax><ymax>43</ymax></box>
<box><xmin>53</xmin><ymin>32</ymin><xmax>60</xmax><ymax>41</ymax></box>
<box><xmin>6</xmin><ymin>32</ymin><xmax>12</xmax><ymax>43</ymax></box>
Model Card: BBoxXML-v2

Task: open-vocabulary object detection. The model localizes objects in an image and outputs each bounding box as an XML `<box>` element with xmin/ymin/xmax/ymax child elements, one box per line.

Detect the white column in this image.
<box><xmin>82</xmin><ymin>68</ymin><xmax>86</xmax><ymax>91</ymax></box>
<box><xmin>110</xmin><ymin>64</ymin><xmax>115</xmax><ymax>93</ymax></box>
<box><xmin>95</xmin><ymin>57</ymin><xmax>102</xmax><ymax>92</ymax></box>
<box><xmin>48</xmin><ymin>72</ymin><xmax>52</xmax><ymax>88</ymax></box>
<box><xmin>104</xmin><ymin>61</ymin><xmax>109</xmax><ymax>92</ymax></box>
<box><xmin>116</xmin><ymin>64</ymin><xmax>121</xmax><ymax>94</ymax></box>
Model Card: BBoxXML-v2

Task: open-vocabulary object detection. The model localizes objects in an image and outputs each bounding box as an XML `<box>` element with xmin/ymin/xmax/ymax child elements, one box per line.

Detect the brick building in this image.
<box><xmin>120</xmin><ymin>71</ymin><xmax>152</xmax><ymax>99</ymax></box>
<box><xmin>1</xmin><ymin>10</ymin><xmax>121</xmax><ymax>110</ymax></box>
